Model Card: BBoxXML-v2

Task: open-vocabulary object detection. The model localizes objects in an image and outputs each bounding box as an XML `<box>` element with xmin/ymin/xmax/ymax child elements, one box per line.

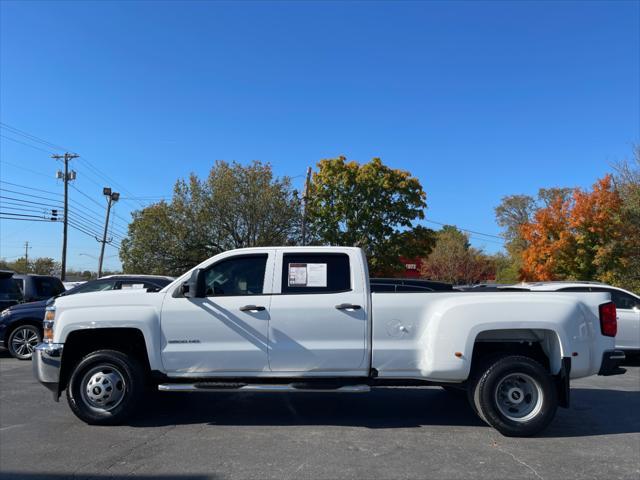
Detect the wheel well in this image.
<box><xmin>4</xmin><ymin>320</ymin><xmax>43</xmax><ymax>347</ymax></box>
<box><xmin>58</xmin><ymin>328</ymin><xmax>151</xmax><ymax>394</ymax></box>
<box><xmin>471</xmin><ymin>340</ymin><xmax>550</xmax><ymax>372</ymax></box>
<box><xmin>471</xmin><ymin>328</ymin><xmax>562</xmax><ymax>374</ymax></box>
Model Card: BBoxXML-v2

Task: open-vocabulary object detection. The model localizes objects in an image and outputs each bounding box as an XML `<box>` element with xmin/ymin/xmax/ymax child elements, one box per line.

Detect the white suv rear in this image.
<box><xmin>516</xmin><ymin>282</ymin><xmax>640</xmax><ymax>353</ymax></box>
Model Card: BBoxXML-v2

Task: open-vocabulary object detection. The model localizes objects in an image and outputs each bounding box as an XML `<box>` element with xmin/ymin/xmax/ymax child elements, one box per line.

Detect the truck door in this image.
<box><xmin>160</xmin><ymin>251</ymin><xmax>275</xmax><ymax>374</ymax></box>
<box><xmin>267</xmin><ymin>250</ymin><xmax>369</xmax><ymax>373</ymax></box>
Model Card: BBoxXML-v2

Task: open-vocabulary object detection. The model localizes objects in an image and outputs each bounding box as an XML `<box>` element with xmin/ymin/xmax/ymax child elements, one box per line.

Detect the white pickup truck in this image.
<box><xmin>33</xmin><ymin>247</ymin><xmax>625</xmax><ymax>436</ymax></box>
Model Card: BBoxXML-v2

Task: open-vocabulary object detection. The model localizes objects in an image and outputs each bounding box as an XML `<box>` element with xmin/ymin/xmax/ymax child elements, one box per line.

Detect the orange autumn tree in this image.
<box><xmin>520</xmin><ymin>194</ymin><xmax>574</xmax><ymax>280</ymax></box>
<box><xmin>520</xmin><ymin>176</ymin><xmax>623</xmax><ymax>282</ymax></box>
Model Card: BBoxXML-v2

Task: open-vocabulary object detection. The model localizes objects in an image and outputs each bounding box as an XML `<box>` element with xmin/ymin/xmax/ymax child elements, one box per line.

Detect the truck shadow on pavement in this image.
<box><xmin>129</xmin><ymin>386</ymin><xmax>640</xmax><ymax>437</ymax></box>
<box><xmin>0</xmin><ymin>475</ymin><xmax>215</xmax><ymax>480</ymax></box>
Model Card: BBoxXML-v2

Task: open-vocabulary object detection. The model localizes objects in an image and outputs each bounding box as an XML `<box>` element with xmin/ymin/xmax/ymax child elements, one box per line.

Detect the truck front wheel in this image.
<box><xmin>66</xmin><ymin>350</ymin><xmax>145</xmax><ymax>425</ymax></box>
<box><xmin>469</xmin><ymin>355</ymin><xmax>558</xmax><ymax>437</ymax></box>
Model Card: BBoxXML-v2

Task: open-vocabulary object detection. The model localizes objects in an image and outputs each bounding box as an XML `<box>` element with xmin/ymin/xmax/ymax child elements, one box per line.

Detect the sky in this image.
<box><xmin>0</xmin><ymin>0</ymin><xmax>638</xmax><ymax>272</ymax></box>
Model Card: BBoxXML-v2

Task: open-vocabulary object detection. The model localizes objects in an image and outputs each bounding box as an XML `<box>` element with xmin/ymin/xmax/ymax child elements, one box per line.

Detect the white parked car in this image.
<box><xmin>33</xmin><ymin>247</ymin><xmax>625</xmax><ymax>436</ymax></box>
<box><xmin>514</xmin><ymin>282</ymin><xmax>640</xmax><ymax>354</ymax></box>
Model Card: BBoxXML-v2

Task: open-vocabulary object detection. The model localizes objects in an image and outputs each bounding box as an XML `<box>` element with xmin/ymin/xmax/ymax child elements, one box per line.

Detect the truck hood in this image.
<box><xmin>52</xmin><ymin>288</ymin><xmax>163</xmax><ymax>309</ymax></box>
<box><xmin>5</xmin><ymin>299</ymin><xmax>47</xmax><ymax>313</ymax></box>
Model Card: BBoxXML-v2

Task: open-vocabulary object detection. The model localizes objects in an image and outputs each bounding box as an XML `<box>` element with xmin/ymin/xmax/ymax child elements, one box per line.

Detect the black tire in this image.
<box><xmin>468</xmin><ymin>355</ymin><xmax>557</xmax><ymax>437</ymax></box>
<box><xmin>66</xmin><ymin>350</ymin><xmax>145</xmax><ymax>425</ymax></box>
<box><xmin>7</xmin><ymin>324</ymin><xmax>41</xmax><ymax>360</ymax></box>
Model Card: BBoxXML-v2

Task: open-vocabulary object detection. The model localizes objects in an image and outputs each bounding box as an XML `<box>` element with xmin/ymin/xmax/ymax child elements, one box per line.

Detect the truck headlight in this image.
<box><xmin>43</xmin><ymin>306</ymin><xmax>55</xmax><ymax>342</ymax></box>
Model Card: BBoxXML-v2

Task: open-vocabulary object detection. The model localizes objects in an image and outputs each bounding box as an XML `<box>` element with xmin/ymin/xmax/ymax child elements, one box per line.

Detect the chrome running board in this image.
<box><xmin>158</xmin><ymin>383</ymin><xmax>371</xmax><ymax>393</ymax></box>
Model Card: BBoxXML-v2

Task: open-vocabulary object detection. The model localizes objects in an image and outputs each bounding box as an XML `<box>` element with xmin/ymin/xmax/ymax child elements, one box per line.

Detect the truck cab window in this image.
<box><xmin>281</xmin><ymin>253</ymin><xmax>350</xmax><ymax>294</ymax></box>
<box><xmin>204</xmin><ymin>255</ymin><xmax>267</xmax><ymax>296</ymax></box>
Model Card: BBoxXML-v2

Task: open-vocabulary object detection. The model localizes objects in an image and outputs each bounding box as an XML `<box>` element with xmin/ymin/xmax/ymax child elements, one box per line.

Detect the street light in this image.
<box><xmin>97</xmin><ymin>187</ymin><xmax>119</xmax><ymax>277</ymax></box>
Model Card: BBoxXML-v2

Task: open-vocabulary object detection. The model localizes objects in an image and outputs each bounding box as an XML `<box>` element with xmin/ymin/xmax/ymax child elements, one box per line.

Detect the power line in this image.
<box><xmin>0</xmin><ymin>134</ymin><xmax>57</xmax><ymax>154</ymax></box>
<box><xmin>0</xmin><ymin>160</ymin><xmax>60</xmax><ymax>180</ymax></box>
<box><xmin>0</xmin><ymin>195</ymin><xmax>62</xmax><ymax>209</ymax></box>
<box><xmin>66</xmin><ymin>189</ymin><xmax>127</xmax><ymax>225</ymax></box>
<box><xmin>0</xmin><ymin>187</ymin><xmax>64</xmax><ymax>204</ymax></box>
<box><xmin>66</xmin><ymin>216</ymin><xmax>119</xmax><ymax>245</ymax></box>
<box><xmin>68</xmin><ymin>184</ymin><xmax>129</xmax><ymax>231</ymax></box>
<box><xmin>0</xmin><ymin>216</ymin><xmax>56</xmax><ymax>223</ymax></box>
<box><xmin>1</xmin><ymin>122</ymin><xmax>143</xmax><ymax>211</ymax></box>
<box><xmin>67</xmin><ymin>211</ymin><xmax>120</xmax><ymax>237</ymax></box>
<box><xmin>75</xmin><ymin>206</ymin><xmax>128</xmax><ymax>237</ymax></box>
<box><xmin>66</xmin><ymin>216</ymin><xmax>100</xmax><ymax>237</ymax></box>
<box><xmin>0</xmin><ymin>122</ymin><xmax>71</xmax><ymax>152</ymax></box>
<box><xmin>0</xmin><ymin>180</ymin><xmax>63</xmax><ymax>197</ymax></box>
<box><xmin>0</xmin><ymin>198</ymin><xmax>59</xmax><ymax>210</ymax></box>
<box><xmin>467</xmin><ymin>235</ymin><xmax>505</xmax><ymax>246</ymax></box>
<box><xmin>68</xmin><ymin>210</ymin><xmax>127</xmax><ymax>239</ymax></box>
<box><xmin>67</xmin><ymin>220</ymin><xmax>103</xmax><ymax>242</ymax></box>
<box><xmin>65</xmin><ymin>209</ymin><xmax>125</xmax><ymax>245</ymax></box>
<box><xmin>0</xmin><ymin>182</ymin><xmax>124</xmax><ymax>235</ymax></box>
<box><xmin>422</xmin><ymin>218</ymin><xmax>504</xmax><ymax>241</ymax></box>
<box><xmin>0</xmin><ymin>211</ymin><xmax>51</xmax><ymax>220</ymax></box>
<box><xmin>77</xmin><ymin>157</ymin><xmax>146</xmax><ymax>209</ymax></box>
<box><xmin>67</xmin><ymin>221</ymin><xmax>121</xmax><ymax>251</ymax></box>
<box><xmin>68</xmin><ymin>196</ymin><xmax>129</xmax><ymax>234</ymax></box>
<box><xmin>0</xmin><ymin>205</ymin><xmax>52</xmax><ymax>215</ymax></box>
<box><xmin>69</xmin><ymin>184</ymin><xmax>108</xmax><ymax>210</ymax></box>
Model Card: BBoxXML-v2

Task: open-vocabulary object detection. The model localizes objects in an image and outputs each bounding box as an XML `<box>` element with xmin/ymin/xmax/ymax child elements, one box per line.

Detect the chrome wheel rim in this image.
<box><xmin>80</xmin><ymin>364</ymin><xmax>126</xmax><ymax>412</ymax></box>
<box><xmin>494</xmin><ymin>373</ymin><xmax>543</xmax><ymax>422</ymax></box>
<box><xmin>11</xmin><ymin>327</ymin><xmax>39</xmax><ymax>358</ymax></box>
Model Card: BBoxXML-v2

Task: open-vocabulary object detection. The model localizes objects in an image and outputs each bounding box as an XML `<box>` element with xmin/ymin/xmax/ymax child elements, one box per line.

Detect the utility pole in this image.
<box><xmin>24</xmin><ymin>241</ymin><xmax>30</xmax><ymax>272</ymax></box>
<box><xmin>97</xmin><ymin>187</ymin><xmax>119</xmax><ymax>278</ymax></box>
<box><xmin>52</xmin><ymin>153</ymin><xmax>79</xmax><ymax>281</ymax></box>
<box><xmin>301</xmin><ymin>166</ymin><xmax>312</xmax><ymax>246</ymax></box>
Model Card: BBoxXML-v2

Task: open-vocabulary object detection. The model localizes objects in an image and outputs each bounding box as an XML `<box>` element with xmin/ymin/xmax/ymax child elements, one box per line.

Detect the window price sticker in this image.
<box><xmin>288</xmin><ymin>263</ymin><xmax>307</xmax><ymax>286</ymax></box>
<box><xmin>288</xmin><ymin>263</ymin><xmax>327</xmax><ymax>287</ymax></box>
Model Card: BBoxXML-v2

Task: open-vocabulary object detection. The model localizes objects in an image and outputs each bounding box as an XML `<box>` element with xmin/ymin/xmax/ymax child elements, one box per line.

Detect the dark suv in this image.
<box><xmin>12</xmin><ymin>274</ymin><xmax>65</xmax><ymax>303</ymax></box>
<box><xmin>0</xmin><ymin>275</ymin><xmax>173</xmax><ymax>360</ymax></box>
<box><xmin>0</xmin><ymin>271</ymin><xmax>23</xmax><ymax>312</ymax></box>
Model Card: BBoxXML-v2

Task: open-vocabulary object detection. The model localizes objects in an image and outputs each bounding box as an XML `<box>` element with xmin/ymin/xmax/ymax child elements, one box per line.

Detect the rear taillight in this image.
<box><xmin>599</xmin><ymin>302</ymin><xmax>617</xmax><ymax>337</ymax></box>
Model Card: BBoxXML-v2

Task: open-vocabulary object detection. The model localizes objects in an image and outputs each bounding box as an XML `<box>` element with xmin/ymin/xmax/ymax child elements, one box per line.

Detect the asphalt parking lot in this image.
<box><xmin>1</xmin><ymin>351</ymin><xmax>639</xmax><ymax>480</ymax></box>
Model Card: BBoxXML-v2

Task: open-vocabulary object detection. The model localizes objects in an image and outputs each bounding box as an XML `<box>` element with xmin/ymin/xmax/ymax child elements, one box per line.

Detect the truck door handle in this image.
<box><xmin>239</xmin><ymin>305</ymin><xmax>266</xmax><ymax>312</ymax></box>
<box><xmin>335</xmin><ymin>303</ymin><xmax>362</xmax><ymax>310</ymax></box>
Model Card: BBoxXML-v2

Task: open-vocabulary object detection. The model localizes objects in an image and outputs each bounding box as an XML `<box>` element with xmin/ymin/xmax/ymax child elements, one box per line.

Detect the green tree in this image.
<box><xmin>420</xmin><ymin>226</ymin><xmax>495</xmax><ymax>285</ymax></box>
<box><xmin>205</xmin><ymin>160</ymin><xmax>301</xmax><ymax>249</ymax></box>
<box><xmin>307</xmin><ymin>157</ymin><xmax>427</xmax><ymax>274</ymax></box>
<box><xmin>494</xmin><ymin>194</ymin><xmax>535</xmax><ymax>282</ymax></box>
<box><xmin>31</xmin><ymin>257</ymin><xmax>58</xmax><ymax>275</ymax></box>
<box><xmin>495</xmin><ymin>195</ymin><xmax>535</xmax><ymax>245</ymax></box>
<box><xmin>9</xmin><ymin>257</ymin><xmax>28</xmax><ymax>273</ymax></box>
<box><xmin>120</xmin><ymin>161</ymin><xmax>301</xmax><ymax>276</ymax></box>
<box><xmin>0</xmin><ymin>256</ymin><xmax>58</xmax><ymax>275</ymax></box>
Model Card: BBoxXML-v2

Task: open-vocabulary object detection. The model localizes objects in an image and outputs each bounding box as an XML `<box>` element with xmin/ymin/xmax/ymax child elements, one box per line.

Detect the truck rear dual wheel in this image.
<box><xmin>67</xmin><ymin>350</ymin><xmax>145</xmax><ymax>425</ymax></box>
<box><xmin>468</xmin><ymin>355</ymin><xmax>558</xmax><ymax>437</ymax></box>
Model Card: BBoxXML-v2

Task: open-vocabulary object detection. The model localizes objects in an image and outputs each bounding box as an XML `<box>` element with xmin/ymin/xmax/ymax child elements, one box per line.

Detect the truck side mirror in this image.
<box><xmin>183</xmin><ymin>268</ymin><xmax>206</xmax><ymax>298</ymax></box>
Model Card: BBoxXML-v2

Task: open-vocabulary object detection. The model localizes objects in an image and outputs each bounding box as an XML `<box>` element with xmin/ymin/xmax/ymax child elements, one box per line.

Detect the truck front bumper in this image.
<box><xmin>598</xmin><ymin>349</ymin><xmax>626</xmax><ymax>376</ymax></box>
<box><xmin>32</xmin><ymin>343</ymin><xmax>63</xmax><ymax>401</ymax></box>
